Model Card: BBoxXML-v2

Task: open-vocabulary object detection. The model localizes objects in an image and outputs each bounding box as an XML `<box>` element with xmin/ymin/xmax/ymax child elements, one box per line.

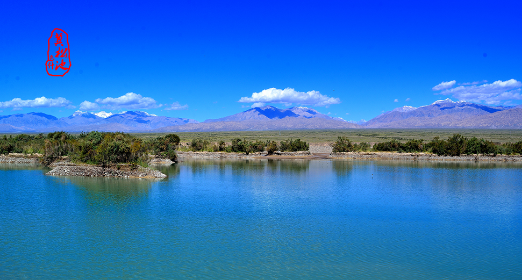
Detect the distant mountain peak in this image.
<box><xmin>72</xmin><ymin>110</ymin><xmax>112</xmax><ymax>118</ymax></box>
<box><xmin>431</xmin><ymin>98</ymin><xmax>466</xmax><ymax>105</ymax></box>
<box><xmin>365</xmin><ymin>98</ymin><xmax>519</xmax><ymax>128</ymax></box>
<box><xmin>27</xmin><ymin>112</ymin><xmax>58</xmax><ymax>120</ymax></box>
<box><xmin>392</xmin><ymin>106</ymin><xmax>417</xmax><ymax>112</ymax></box>
<box><xmin>72</xmin><ymin>110</ymin><xmax>88</xmax><ymax>117</ymax></box>
<box><xmin>116</xmin><ymin>111</ymin><xmax>157</xmax><ymax>117</ymax></box>
<box><xmin>254</xmin><ymin>105</ymin><xmax>278</xmax><ymax>111</ymax></box>
<box><xmin>94</xmin><ymin>111</ymin><xmax>114</xmax><ymax>118</ymax></box>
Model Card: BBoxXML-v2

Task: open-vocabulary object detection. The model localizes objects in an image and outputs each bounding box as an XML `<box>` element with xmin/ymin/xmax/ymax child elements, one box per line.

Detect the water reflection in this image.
<box><xmin>50</xmin><ymin>176</ymin><xmax>155</xmax><ymax>208</ymax></box>
<box><xmin>0</xmin><ymin>158</ymin><xmax>520</xmax><ymax>279</ymax></box>
<box><xmin>0</xmin><ymin>163</ymin><xmax>46</xmax><ymax>171</ymax></box>
<box><xmin>151</xmin><ymin>163</ymin><xmax>181</xmax><ymax>177</ymax></box>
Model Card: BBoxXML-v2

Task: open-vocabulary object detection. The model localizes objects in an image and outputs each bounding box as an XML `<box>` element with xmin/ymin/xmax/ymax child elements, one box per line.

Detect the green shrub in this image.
<box><xmin>445</xmin><ymin>134</ymin><xmax>467</xmax><ymax>156</ymax></box>
<box><xmin>466</xmin><ymin>137</ymin><xmax>481</xmax><ymax>155</ymax></box>
<box><xmin>373</xmin><ymin>139</ymin><xmax>402</xmax><ymax>152</ymax></box>
<box><xmin>332</xmin><ymin>137</ymin><xmax>355</xmax><ymax>152</ymax></box>
<box><xmin>267</xmin><ymin>141</ymin><xmax>278</xmax><ymax>155</ymax></box>
<box><xmin>279</xmin><ymin>139</ymin><xmax>308</xmax><ymax>152</ymax></box>
<box><xmin>403</xmin><ymin>139</ymin><xmax>424</xmax><ymax>153</ymax></box>
<box><xmin>190</xmin><ymin>138</ymin><xmax>208</xmax><ymax>151</ymax></box>
<box><xmin>354</xmin><ymin>142</ymin><xmax>370</xmax><ymax>151</ymax></box>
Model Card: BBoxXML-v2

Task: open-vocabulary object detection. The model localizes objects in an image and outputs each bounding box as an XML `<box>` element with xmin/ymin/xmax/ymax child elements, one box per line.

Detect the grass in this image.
<box><xmin>2</xmin><ymin>129</ymin><xmax>519</xmax><ymax>145</ymax></box>
<box><xmin>130</xmin><ymin>129</ymin><xmax>522</xmax><ymax>144</ymax></box>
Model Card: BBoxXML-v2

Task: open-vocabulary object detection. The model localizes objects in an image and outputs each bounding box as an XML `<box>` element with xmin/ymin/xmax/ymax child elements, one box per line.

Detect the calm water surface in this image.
<box><xmin>0</xmin><ymin>160</ymin><xmax>521</xmax><ymax>279</ymax></box>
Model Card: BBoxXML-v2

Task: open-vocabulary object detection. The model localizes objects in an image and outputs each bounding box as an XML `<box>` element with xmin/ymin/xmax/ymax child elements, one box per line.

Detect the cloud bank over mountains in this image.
<box><xmin>432</xmin><ymin>79</ymin><xmax>522</xmax><ymax>105</ymax></box>
<box><xmin>239</xmin><ymin>88</ymin><xmax>341</xmax><ymax>107</ymax></box>
<box><xmin>0</xmin><ymin>98</ymin><xmax>519</xmax><ymax>133</ymax></box>
<box><xmin>0</xmin><ymin>97</ymin><xmax>73</xmax><ymax>110</ymax></box>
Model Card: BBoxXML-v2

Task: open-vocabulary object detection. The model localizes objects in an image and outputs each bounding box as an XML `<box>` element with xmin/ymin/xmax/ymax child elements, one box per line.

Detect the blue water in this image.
<box><xmin>0</xmin><ymin>160</ymin><xmax>521</xmax><ymax>279</ymax></box>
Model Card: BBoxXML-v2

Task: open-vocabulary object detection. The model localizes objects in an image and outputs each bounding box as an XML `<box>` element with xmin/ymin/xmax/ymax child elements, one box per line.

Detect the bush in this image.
<box><xmin>427</xmin><ymin>137</ymin><xmax>447</xmax><ymax>156</ymax></box>
<box><xmin>267</xmin><ymin>141</ymin><xmax>278</xmax><ymax>155</ymax></box>
<box><xmin>332</xmin><ymin>137</ymin><xmax>355</xmax><ymax>152</ymax></box>
<box><xmin>250</xmin><ymin>141</ymin><xmax>266</xmax><ymax>153</ymax></box>
<box><xmin>151</xmin><ymin>134</ymin><xmax>180</xmax><ymax>161</ymax></box>
<box><xmin>218</xmin><ymin>141</ymin><xmax>226</xmax><ymax>151</ymax></box>
<box><xmin>465</xmin><ymin>137</ymin><xmax>481</xmax><ymax>155</ymax></box>
<box><xmin>501</xmin><ymin>141</ymin><xmax>522</xmax><ymax>155</ymax></box>
<box><xmin>403</xmin><ymin>139</ymin><xmax>424</xmax><ymax>153</ymax></box>
<box><xmin>190</xmin><ymin>138</ymin><xmax>208</xmax><ymax>151</ymax></box>
<box><xmin>231</xmin><ymin>138</ymin><xmax>245</xmax><ymax>153</ymax></box>
<box><xmin>373</xmin><ymin>139</ymin><xmax>402</xmax><ymax>152</ymax></box>
<box><xmin>445</xmin><ymin>134</ymin><xmax>467</xmax><ymax>156</ymax></box>
<box><xmin>354</xmin><ymin>142</ymin><xmax>370</xmax><ymax>151</ymax></box>
<box><xmin>479</xmin><ymin>139</ymin><xmax>498</xmax><ymax>156</ymax></box>
<box><xmin>279</xmin><ymin>139</ymin><xmax>308</xmax><ymax>152</ymax></box>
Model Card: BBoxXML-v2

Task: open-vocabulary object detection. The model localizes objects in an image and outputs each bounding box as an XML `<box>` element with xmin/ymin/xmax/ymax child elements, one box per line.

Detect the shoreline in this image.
<box><xmin>0</xmin><ymin>151</ymin><xmax>520</xmax><ymax>178</ymax></box>
<box><xmin>46</xmin><ymin>164</ymin><xmax>167</xmax><ymax>179</ymax></box>
<box><xmin>177</xmin><ymin>151</ymin><xmax>522</xmax><ymax>162</ymax></box>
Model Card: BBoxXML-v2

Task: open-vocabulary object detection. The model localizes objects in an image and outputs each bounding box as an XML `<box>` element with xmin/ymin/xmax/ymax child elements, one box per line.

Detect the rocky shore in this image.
<box><xmin>0</xmin><ymin>154</ymin><xmax>40</xmax><ymax>164</ymax></box>
<box><xmin>46</xmin><ymin>161</ymin><xmax>167</xmax><ymax>178</ymax></box>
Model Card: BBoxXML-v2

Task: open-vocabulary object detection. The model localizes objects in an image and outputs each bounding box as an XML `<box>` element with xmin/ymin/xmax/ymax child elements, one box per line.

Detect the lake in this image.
<box><xmin>0</xmin><ymin>159</ymin><xmax>521</xmax><ymax>279</ymax></box>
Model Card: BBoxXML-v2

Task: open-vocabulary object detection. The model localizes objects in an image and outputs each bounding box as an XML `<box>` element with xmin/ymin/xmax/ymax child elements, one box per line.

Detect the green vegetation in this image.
<box><xmin>0</xmin><ymin>131</ymin><xmax>520</xmax><ymax>163</ymax></box>
<box><xmin>0</xmin><ymin>131</ymin><xmax>181</xmax><ymax>166</ymax></box>
<box><xmin>127</xmin><ymin>129</ymin><xmax>521</xmax><ymax>145</ymax></box>
<box><xmin>371</xmin><ymin>134</ymin><xmax>522</xmax><ymax>156</ymax></box>
<box><xmin>181</xmin><ymin>137</ymin><xmax>309</xmax><ymax>154</ymax></box>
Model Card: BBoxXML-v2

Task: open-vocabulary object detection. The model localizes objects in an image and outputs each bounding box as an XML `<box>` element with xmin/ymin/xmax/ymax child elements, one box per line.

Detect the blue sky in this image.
<box><xmin>0</xmin><ymin>0</ymin><xmax>521</xmax><ymax>122</ymax></box>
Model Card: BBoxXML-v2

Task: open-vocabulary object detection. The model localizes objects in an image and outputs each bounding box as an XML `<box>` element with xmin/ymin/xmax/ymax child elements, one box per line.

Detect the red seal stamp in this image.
<box><xmin>46</xmin><ymin>28</ymin><xmax>71</xmax><ymax>76</ymax></box>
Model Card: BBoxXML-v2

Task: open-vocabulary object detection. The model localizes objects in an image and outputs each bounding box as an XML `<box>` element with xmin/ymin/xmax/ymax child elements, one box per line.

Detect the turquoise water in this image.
<box><xmin>0</xmin><ymin>160</ymin><xmax>521</xmax><ymax>279</ymax></box>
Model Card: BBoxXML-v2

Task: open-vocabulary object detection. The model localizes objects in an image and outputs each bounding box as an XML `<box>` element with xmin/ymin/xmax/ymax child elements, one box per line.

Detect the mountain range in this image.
<box><xmin>364</xmin><ymin>99</ymin><xmax>521</xmax><ymax>129</ymax></box>
<box><xmin>0</xmin><ymin>99</ymin><xmax>520</xmax><ymax>133</ymax></box>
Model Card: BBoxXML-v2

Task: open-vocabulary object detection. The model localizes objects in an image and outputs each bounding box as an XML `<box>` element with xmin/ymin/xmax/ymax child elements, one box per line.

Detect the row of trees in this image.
<box><xmin>187</xmin><ymin>138</ymin><xmax>309</xmax><ymax>155</ymax></box>
<box><xmin>332</xmin><ymin>135</ymin><xmax>522</xmax><ymax>156</ymax></box>
<box><xmin>0</xmin><ymin>132</ymin><xmax>180</xmax><ymax>166</ymax></box>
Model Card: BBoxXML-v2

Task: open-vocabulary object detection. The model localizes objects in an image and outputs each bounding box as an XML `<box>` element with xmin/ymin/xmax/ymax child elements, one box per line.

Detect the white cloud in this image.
<box><xmin>394</xmin><ymin>99</ymin><xmax>398</xmax><ymax>102</ymax></box>
<box><xmin>238</xmin><ymin>88</ymin><xmax>341</xmax><ymax>107</ymax></box>
<box><xmin>432</xmin><ymin>80</ymin><xmax>456</xmax><ymax>91</ymax></box>
<box><xmin>459</xmin><ymin>80</ymin><xmax>488</xmax><ymax>86</ymax></box>
<box><xmin>95</xmin><ymin>92</ymin><xmax>160</xmax><ymax>109</ymax></box>
<box><xmin>94</xmin><ymin>111</ymin><xmax>113</xmax><ymax>118</ymax></box>
<box><xmin>251</xmin><ymin>102</ymin><xmax>265</xmax><ymax>108</ymax></box>
<box><xmin>79</xmin><ymin>101</ymin><xmax>100</xmax><ymax>111</ymax></box>
<box><xmin>438</xmin><ymin>79</ymin><xmax>522</xmax><ymax>104</ymax></box>
<box><xmin>164</xmin><ymin>101</ymin><xmax>188</xmax><ymax>110</ymax></box>
<box><xmin>405</xmin><ymin>98</ymin><xmax>410</xmax><ymax>101</ymax></box>
<box><xmin>0</xmin><ymin>96</ymin><xmax>72</xmax><ymax>109</ymax></box>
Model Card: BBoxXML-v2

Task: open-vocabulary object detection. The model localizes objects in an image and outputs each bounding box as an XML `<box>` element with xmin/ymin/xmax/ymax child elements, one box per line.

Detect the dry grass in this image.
<box><xmin>131</xmin><ymin>129</ymin><xmax>522</xmax><ymax>144</ymax></box>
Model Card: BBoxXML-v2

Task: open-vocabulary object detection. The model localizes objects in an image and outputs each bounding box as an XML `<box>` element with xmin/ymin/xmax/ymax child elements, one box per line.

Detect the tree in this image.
<box><xmin>445</xmin><ymin>134</ymin><xmax>467</xmax><ymax>156</ymax></box>
<box><xmin>332</xmin><ymin>137</ymin><xmax>355</xmax><ymax>152</ymax></box>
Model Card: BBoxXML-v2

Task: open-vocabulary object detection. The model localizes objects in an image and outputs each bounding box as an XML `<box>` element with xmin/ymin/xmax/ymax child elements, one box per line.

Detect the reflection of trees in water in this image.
<box><xmin>178</xmin><ymin>159</ymin><xmax>311</xmax><ymax>176</ymax></box>
<box><xmin>0</xmin><ymin>163</ymin><xmax>44</xmax><ymax>171</ymax></box>
<box><xmin>266</xmin><ymin>159</ymin><xmax>309</xmax><ymax>175</ymax></box>
<box><xmin>331</xmin><ymin>160</ymin><xmax>354</xmax><ymax>177</ymax></box>
<box><xmin>63</xmin><ymin>176</ymin><xmax>154</xmax><ymax>207</ymax></box>
<box><xmin>365</xmin><ymin>160</ymin><xmax>521</xmax><ymax>170</ymax></box>
<box><xmin>152</xmin><ymin>163</ymin><xmax>181</xmax><ymax>177</ymax></box>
